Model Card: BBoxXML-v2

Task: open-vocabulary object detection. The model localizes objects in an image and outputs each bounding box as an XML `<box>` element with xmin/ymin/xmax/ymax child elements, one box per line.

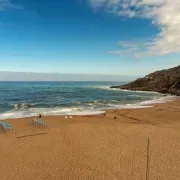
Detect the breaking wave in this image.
<box><xmin>0</xmin><ymin>81</ymin><xmax>176</xmax><ymax>119</ymax></box>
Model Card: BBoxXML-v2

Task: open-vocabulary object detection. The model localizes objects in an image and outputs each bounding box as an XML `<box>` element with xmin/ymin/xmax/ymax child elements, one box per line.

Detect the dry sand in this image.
<box><xmin>0</xmin><ymin>99</ymin><xmax>180</xmax><ymax>180</ymax></box>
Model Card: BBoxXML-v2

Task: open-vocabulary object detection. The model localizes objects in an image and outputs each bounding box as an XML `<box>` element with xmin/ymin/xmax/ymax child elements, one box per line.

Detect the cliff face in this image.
<box><xmin>110</xmin><ymin>65</ymin><xmax>180</xmax><ymax>96</ymax></box>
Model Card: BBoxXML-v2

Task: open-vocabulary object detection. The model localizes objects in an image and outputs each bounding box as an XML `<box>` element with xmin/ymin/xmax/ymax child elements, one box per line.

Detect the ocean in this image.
<box><xmin>0</xmin><ymin>81</ymin><xmax>173</xmax><ymax>119</ymax></box>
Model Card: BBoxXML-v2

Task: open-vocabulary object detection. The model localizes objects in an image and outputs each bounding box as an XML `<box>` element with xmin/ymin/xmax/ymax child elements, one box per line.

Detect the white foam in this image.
<box><xmin>1</xmin><ymin>107</ymin><xmax>105</xmax><ymax>119</ymax></box>
<box><xmin>88</xmin><ymin>85</ymin><xmax>118</xmax><ymax>91</ymax></box>
<box><xmin>118</xmin><ymin>105</ymin><xmax>153</xmax><ymax>109</ymax></box>
<box><xmin>118</xmin><ymin>89</ymin><xmax>160</xmax><ymax>94</ymax></box>
<box><xmin>137</xmin><ymin>95</ymin><xmax>176</xmax><ymax>105</ymax></box>
<box><xmin>105</xmin><ymin>103</ymin><xmax>153</xmax><ymax>110</ymax></box>
<box><xmin>104</xmin><ymin>95</ymin><xmax>175</xmax><ymax>110</ymax></box>
<box><xmin>1</xmin><ymin>95</ymin><xmax>176</xmax><ymax>119</ymax></box>
<box><xmin>89</xmin><ymin>85</ymin><xmax>162</xmax><ymax>94</ymax></box>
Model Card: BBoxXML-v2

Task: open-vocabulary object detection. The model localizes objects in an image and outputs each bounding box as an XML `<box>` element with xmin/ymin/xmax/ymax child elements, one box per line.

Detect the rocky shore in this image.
<box><xmin>111</xmin><ymin>65</ymin><xmax>180</xmax><ymax>96</ymax></box>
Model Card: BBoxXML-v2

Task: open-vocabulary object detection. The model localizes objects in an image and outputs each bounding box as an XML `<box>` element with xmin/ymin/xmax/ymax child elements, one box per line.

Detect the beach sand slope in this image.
<box><xmin>0</xmin><ymin>100</ymin><xmax>180</xmax><ymax>180</ymax></box>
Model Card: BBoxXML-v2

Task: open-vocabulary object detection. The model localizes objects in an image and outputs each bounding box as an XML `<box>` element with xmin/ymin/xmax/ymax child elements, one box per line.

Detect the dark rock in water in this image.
<box><xmin>110</xmin><ymin>65</ymin><xmax>180</xmax><ymax>96</ymax></box>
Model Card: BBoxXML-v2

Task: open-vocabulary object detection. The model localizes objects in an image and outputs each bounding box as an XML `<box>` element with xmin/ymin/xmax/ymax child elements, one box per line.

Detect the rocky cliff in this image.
<box><xmin>110</xmin><ymin>65</ymin><xmax>180</xmax><ymax>96</ymax></box>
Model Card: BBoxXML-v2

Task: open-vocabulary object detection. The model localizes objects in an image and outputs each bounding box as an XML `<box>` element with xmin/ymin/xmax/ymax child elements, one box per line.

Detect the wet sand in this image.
<box><xmin>0</xmin><ymin>99</ymin><xmax>180</xmax><ymax>180</ymax></box>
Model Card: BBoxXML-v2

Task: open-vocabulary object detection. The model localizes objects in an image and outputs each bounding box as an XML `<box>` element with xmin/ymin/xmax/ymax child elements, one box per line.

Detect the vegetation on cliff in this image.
<box><xmin>111</xmin><ymin>66</ymin><xmax>180</xmax><ymax>96</ymax></box>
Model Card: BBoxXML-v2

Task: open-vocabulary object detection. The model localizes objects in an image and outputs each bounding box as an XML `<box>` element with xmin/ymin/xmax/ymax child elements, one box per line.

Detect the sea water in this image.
<box><xmin>0</xmin><ymin>81</ymin><xmax>174</xmax><ymax>119</ymax></box>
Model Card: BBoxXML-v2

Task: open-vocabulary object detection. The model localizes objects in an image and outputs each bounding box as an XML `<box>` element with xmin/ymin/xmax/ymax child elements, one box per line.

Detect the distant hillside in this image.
<box><xmin>110</xmin><ymin>65</ymin><xmax>180</xmax><ymax>96</ymax></box>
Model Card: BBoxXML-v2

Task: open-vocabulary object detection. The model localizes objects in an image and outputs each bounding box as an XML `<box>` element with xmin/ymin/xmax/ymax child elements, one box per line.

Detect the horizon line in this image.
<box><xmin>0</xmin><ymin>71</ymin><xmax>139</xmax><ymax>77</ymax></box>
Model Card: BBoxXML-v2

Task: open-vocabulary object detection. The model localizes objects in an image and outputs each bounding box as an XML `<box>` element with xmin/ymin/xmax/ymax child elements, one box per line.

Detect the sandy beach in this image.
<box><xmin>0</xmin><ymin>99</ymin><xmax>180</xmax><ymax>180</ymax></box>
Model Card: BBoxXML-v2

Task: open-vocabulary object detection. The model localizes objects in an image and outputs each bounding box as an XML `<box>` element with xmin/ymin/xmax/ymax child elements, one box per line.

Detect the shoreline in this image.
<box><xmin>6</xmin><ymin>97</ymin><xmax>180</xmax><ymax>121</ymax></box>
<box><xmin>0</xmin><ymin>99</ymin><xmax>180</xmax><ymax>180</ymax></box>
<box><xmin>1</xmin><ymin>94</ymin><xmax>177</xmax><ymax>119</ymax></box>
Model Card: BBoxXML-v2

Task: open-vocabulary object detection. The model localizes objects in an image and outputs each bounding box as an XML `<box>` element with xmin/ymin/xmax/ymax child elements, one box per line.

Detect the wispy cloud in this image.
<box><xmin>87</xmin><ymin>22</ymin><xmax>95</xmax><ymax>27</ymax></box>
<box><xmin>88</xmin><ymin>0</ymin><xmax>180</xmax><ymax>57</ymax></box>
<box><xmin>0</xmin><ymin>0</ymin><xmax>21</xmax><ymax>11</ymax></box>
<box><xmin>107</xmin><ymin>41</ymin><xmax>143</xmax><ymax>57</ymax></box>
<box><xmin>116</xmin><ymin>41</ymin><xmax>137</xmax><ymax>48</ymax></box>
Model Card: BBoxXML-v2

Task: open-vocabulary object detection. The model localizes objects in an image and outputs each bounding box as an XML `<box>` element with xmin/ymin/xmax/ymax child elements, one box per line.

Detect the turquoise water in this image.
<box><xmin>0</xmin><ymin>81</ymin><xmax>168</xmax><ymax>118</ymax></box>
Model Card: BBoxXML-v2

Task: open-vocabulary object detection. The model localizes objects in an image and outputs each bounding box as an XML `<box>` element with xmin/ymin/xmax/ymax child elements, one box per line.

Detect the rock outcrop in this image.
<box><xmin>110</xmin><ymin>65</ymin><xmax>180</xmax><ymax>96</ymax></box>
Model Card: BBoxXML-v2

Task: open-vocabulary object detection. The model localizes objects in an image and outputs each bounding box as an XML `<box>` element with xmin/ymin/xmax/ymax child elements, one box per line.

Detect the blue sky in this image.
<box><xmin>0</xmin><ymin>0</ymin><xmax>179</xmax><ymax>76</ymax></box>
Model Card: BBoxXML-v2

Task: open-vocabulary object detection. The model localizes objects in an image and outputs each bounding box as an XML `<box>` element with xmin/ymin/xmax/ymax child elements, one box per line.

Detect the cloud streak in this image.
<box><xmin>107</xmin><ymin>41</ymin><xmax>141</xmax><ymax>57</ymax></box>
<box><xmin>0</xmin><ymin>0</ymin><xmax>20</xmax><ymax>11</ymax></box>
<box><xmin>88</xmin><ymin>0</ymin><xmax>180</xmax><ymax>56</ymax></box>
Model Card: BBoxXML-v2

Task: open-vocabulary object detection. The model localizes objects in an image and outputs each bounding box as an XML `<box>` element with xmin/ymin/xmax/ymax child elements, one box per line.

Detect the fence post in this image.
<box><xmin>146</xmin><ymin>138</ymin><xmax>150</xmax><ymax>180</ymax></box>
